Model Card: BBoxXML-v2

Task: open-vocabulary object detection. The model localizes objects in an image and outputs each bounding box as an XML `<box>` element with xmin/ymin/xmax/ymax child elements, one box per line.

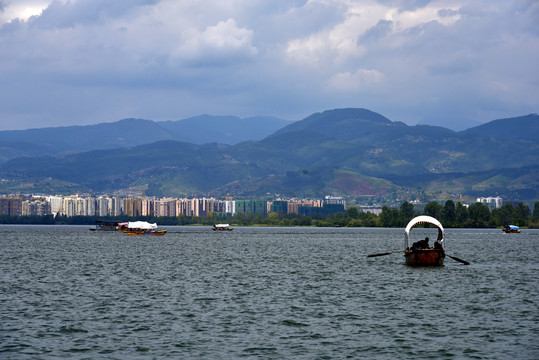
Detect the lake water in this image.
<box><xmin>1</xmin><ymin>225</ymin><xmax>538</xmax><ymax>359</ymax></box>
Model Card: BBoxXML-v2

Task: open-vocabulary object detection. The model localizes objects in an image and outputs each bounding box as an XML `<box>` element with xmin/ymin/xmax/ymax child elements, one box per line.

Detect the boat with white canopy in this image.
<box><xmin>118</xmin><ymin>221</ymin><xmax>167</xmax><ymax>235</ymax></box>
<box><xmin>213</xmin><ymin>224</ymin><xmax>233</xmax><ymax>231</ymax></box>
<box><xmin>404</xmin><ymin>215</ymin><xmax>445</xmax><ymax>266</ymax></box>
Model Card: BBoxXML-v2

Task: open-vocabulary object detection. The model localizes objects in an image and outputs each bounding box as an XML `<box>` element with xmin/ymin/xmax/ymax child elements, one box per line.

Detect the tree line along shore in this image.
<box><xmin>1</xmin><ymin>200</ymin><xmax>538</xmax><ymax>229</ymax></box>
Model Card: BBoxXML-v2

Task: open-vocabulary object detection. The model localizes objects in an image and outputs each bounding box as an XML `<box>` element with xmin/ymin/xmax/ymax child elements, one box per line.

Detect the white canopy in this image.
<box><xmin>127</xmin><ymin>221</ymin><xmax>157</xmax><ymax>230</ymax></box>
<box><xmin>404</xmin><ymin>215</ymin><xmax>444</xmax><ymax>248</ymax></box>
<box><xmin>214</xmin><ymin>224</ymin><xmax>230</xmax><ymax>228</ymax></box>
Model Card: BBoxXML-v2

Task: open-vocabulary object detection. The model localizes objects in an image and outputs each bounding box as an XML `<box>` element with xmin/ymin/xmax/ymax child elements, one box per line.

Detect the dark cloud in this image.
<box><xmin>359</xmin><ymin>20</ymin><xmax>393</xmax><ymax>43</ymax></box>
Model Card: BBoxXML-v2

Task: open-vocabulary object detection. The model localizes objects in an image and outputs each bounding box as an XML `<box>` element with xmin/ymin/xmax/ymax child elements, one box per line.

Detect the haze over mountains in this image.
<box><xmin>0</xmin><ymin>108</ymin><xmax>537</xmax><ymax>201</ymax></box>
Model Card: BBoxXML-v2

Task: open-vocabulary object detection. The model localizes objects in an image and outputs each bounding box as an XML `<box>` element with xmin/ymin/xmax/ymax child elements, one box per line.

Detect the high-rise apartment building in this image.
<box><xmin>0</xmin><ymin>196</ymin><xmax>23</xmax><ymax>216</ymax></box>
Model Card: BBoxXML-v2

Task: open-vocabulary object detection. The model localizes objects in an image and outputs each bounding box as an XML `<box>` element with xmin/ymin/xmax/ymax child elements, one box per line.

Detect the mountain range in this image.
<box><xmin>0</xmin><ymin>115</ymin><xmax>291</xmax><ymax>163</ymax></box>
<box><xmin>0</xmin><ymin>108</ymin><xmax>537</xmax><ymax>202</ymax></box>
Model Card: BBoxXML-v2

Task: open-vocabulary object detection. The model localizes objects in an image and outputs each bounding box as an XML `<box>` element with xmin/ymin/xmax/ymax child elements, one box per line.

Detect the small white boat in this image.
<box><xmin>213</xmin><ymin>224</ymin><xmax>233</xmax><ymax>231</ymax></box>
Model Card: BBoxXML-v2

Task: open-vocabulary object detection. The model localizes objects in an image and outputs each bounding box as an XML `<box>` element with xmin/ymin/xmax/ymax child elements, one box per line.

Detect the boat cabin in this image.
<box><xmin>90</xmin><ymin>220</ymin><xmax>120</xmax><ymax>231</ymax></box>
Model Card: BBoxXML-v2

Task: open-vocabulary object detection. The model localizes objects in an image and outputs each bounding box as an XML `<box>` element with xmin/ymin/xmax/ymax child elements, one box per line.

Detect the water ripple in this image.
<box><xmin>0</xmin><ymin>225</ymin><xmax>538</xmax><ymax>359</ymax></box>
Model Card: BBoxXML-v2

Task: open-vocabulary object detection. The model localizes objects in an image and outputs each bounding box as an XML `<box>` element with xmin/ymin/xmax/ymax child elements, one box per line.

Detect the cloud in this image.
<box><xmin>0</xmin><ymin>0</ymin><xmax>47</xmax><ymax>24</ymax></box>
<box><xmin>31</xmin><ymin>0</ymin><xmax>159</xmax><ymax>28</ymax></box>
<box><xmin>0</xmin><ymin>0</ymin><xmax>537</xmax><ymax>131</ymax></box>
<box><xmin>328</xmin><ymin>68</ymin><xmax>385</xmax><ymax>92</ymax></box>
<box><xmin>170</xmin><ymin>18</ymin><xmax>258</xmax><ymax>67</ymax></box>
<box><xmin>359</xmin><ymin>19</ymin><xmax>393</xmax><ymax>42</ymax></box>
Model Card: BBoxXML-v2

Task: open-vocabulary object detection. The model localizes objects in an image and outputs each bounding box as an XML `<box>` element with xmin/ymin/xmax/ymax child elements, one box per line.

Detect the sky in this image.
<box><xmin>0</xmin><ymin>0</ymin><xmax>537</xmax><ymax>131</ymax></box>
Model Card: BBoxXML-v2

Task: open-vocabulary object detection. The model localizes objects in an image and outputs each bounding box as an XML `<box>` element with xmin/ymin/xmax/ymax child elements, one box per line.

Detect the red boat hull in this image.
<box><xmin>124</xmin><ymin>230</ymin><xmax>167</xmax><ymax>235</ymax></box>
<box><xmin>405</xmin><ymin>249</ymin><xmax>445</xmax><ymax>266</ymax></box>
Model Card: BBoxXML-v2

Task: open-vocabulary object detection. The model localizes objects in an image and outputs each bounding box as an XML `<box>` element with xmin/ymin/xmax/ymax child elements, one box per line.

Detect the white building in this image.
<box><xmin>324</xmin><ymin>195</ymin><xmax>346</xmax><ymax>207</ymax></box>
<box><xmin>96</xmin><ymin>196</ymin><xmax>114</xmax><ymax>216</ymax></box>
<box><xmin>225</xmin><ymin>200</ymin><xmax>235</xmax><ymax>215</ymax></box>
<box><xmin>476</xmin><ymin>196</ymin><xmax>503</xmax><ymax>210</ymax></box>
<box><xmin>46</xmin><ymin>196</ymin><xmax>63</xmax><ymax>215</ymax></box>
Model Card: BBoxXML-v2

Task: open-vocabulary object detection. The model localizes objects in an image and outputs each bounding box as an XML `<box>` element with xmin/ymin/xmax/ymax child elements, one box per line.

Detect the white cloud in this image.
<box><xmin>171</xmin><ymin>18</ymin><xmax>258</xmax><ymax>66</ymax></box>
<box><xmin>0</xmin><ymin>0</ymin><xmax>48</xmax><ymax>24</ymax></box>
<box><xmin>328</xmin><ymin>68</ymin><xmax>385</xmax><ymax>92</ymax></box>
<box><xmin>285</xmin><ymin>0</ymin><xmax>463</xmax><ymax>66</ymax></box>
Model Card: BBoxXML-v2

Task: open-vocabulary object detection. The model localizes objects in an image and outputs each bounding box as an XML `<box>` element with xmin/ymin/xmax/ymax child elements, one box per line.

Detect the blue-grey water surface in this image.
<box><xmin>1</xmin><ymin>225</ymin><xmax>538</xmax><ymax>359</ymax></box>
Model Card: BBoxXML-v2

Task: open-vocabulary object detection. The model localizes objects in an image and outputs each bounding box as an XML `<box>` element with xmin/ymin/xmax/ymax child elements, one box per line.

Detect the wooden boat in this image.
<box><xmin>503</xmin><ymin>225</ymin><xmax>520</xmax><ymax>233</ymax></box>
<box><xmin>124</xmin><ymin>229</ymin><xmax>167</xmax><ymax>236</ymax></box>
<box><xmin>404</xmin><ymin>248</ymin><xmax>445</xmax><ymax>266</ymax></box>
<box><xmin>118</xmin><ymin>221</ymin><xmax>166</xmax><ymax>236</ymax></box>
<box><xmin>213</xmin><ymin>223</ymin><xmax>233</xmax><ymax>231</ymax></box>
<box><xmin>404</xmin><ymin>216</ymin><xmax>445</xmax><ymax>266</ymax></box>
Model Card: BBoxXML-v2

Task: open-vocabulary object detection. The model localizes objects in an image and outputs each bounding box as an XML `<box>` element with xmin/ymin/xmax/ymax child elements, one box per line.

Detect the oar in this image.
<box><xmin>367</xmin><ymin>252</ymin><xmax>396</xmax><ymax>258</ymax></box>
<box><xmin>447</xmin><ymin>254</ymin><xmax>470</xmax><ymax>265</ymax></box>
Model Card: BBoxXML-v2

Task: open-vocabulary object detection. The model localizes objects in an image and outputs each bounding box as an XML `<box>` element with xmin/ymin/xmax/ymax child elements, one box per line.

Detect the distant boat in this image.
<box><xmin>213</xmin><ymin>224</ymin><xmax>233</xmax><ymax>231</ymax></box>
<box><xmin>404</xmin><ymin>216</ymin><xmax>445</xmax><ymax>266</ymax></box>
<box><xmin>503</xmin><ymin>225</ymin><xmax>520</xmax><ymax>233</ymax></box>
<box><xmin>89</xmin><ymin>220</ymin><xmax>120</xmax><ymax>231</ymax></box>
<box><xmin>118</xmin><ymin>221</ymin><xmax>167</xmax><ymax>236</ymax></box>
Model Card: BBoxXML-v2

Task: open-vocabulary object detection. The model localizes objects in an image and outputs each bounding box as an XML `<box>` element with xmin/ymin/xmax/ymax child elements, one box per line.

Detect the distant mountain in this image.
<box><xmin>258</xmin><ymin>108</ymin><xmax>536</xmax><ymax>177</ymax></box>
<box><xmin>0</xmin><ymin>119</ymin><xmax>171</xmax><ymax>157</ymax></box>
<box><xmin>270</xmin><ymin>108</ymin><xmax>395</xmax><ymax>140</ymax></box>
<box><xmin>158</xmin><ymin>115</ymin><xmax>291</xmax><ymax>145</ymax></box>
<box><xmin>0</xmin><ymin>115</ymin><xmax>291</xmax><ymax>163</ymax></box>
<box><xmin>460</xmin><ymin>113</ymin><xmax>539</xmax><ymax>141</ymax></box>
<box><xmin>0</xmin><ymin>108</ymin><xmax>537</xmax><ymax>200</ymax></box>
<box><xmin>270</xmin><ymin>108</ymin><xmax>456</xmax><ymax>142</ymax></box>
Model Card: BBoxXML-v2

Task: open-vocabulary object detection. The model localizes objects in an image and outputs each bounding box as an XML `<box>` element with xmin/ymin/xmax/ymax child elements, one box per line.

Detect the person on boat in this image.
<box><xmin>412</xmin><ymin>239</ymin><xmax>423</xmax><ymax>249</ymax></box>
<box><xmin>433</xmin><ymin>239</ymin><xmax>445</xmax><ymax>255</ymax></box>
<box><xmin>412</xmin><ymin>237</ymin><xmax>429</xmax><ymax>250</ymax></box>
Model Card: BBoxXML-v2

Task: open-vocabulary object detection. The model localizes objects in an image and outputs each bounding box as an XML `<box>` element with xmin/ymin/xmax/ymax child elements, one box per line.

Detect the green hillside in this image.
<box><xmin>460</xmin><ymin>114</ymin><xmax>538</xmax><ymax>141</ymax></box>
<box><xmin>0</xmin><ymin>108</ymin><xmax>537</xmax><ymax>201</ymax></box>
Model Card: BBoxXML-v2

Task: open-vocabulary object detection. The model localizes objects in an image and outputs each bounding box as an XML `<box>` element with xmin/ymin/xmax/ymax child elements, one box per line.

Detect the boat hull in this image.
<box><xmin>124</xmin><ymin>230</ymin><xmax>167</xmax><ymax>236</ymax></box>
<box><xmin>405</xmin><ymin>249</ymin><xmax>445</xmax><ymax>266</ymax></box>
<box><xmin>503</xmin><ymin>229</ymin><xmax>520</xmax><ymax>233</ymax></box>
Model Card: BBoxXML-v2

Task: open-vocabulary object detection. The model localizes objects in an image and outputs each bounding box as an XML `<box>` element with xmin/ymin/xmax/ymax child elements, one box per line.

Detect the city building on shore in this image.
<box><xmin>0</xmin><ymin>194</ymin><xmax>351</xmax><ymax>218</ymax></box>
<box><xmin>476</xmin><ymin>196</ymin><xmax>503</xmax><ymax>210</ymax></box>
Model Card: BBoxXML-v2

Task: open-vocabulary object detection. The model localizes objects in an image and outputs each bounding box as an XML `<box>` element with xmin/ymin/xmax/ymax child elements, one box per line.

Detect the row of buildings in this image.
<box><xmin>0</xmin><ymin>195</ymin><xmax>347</xmax><ymax>218</ymax></box>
